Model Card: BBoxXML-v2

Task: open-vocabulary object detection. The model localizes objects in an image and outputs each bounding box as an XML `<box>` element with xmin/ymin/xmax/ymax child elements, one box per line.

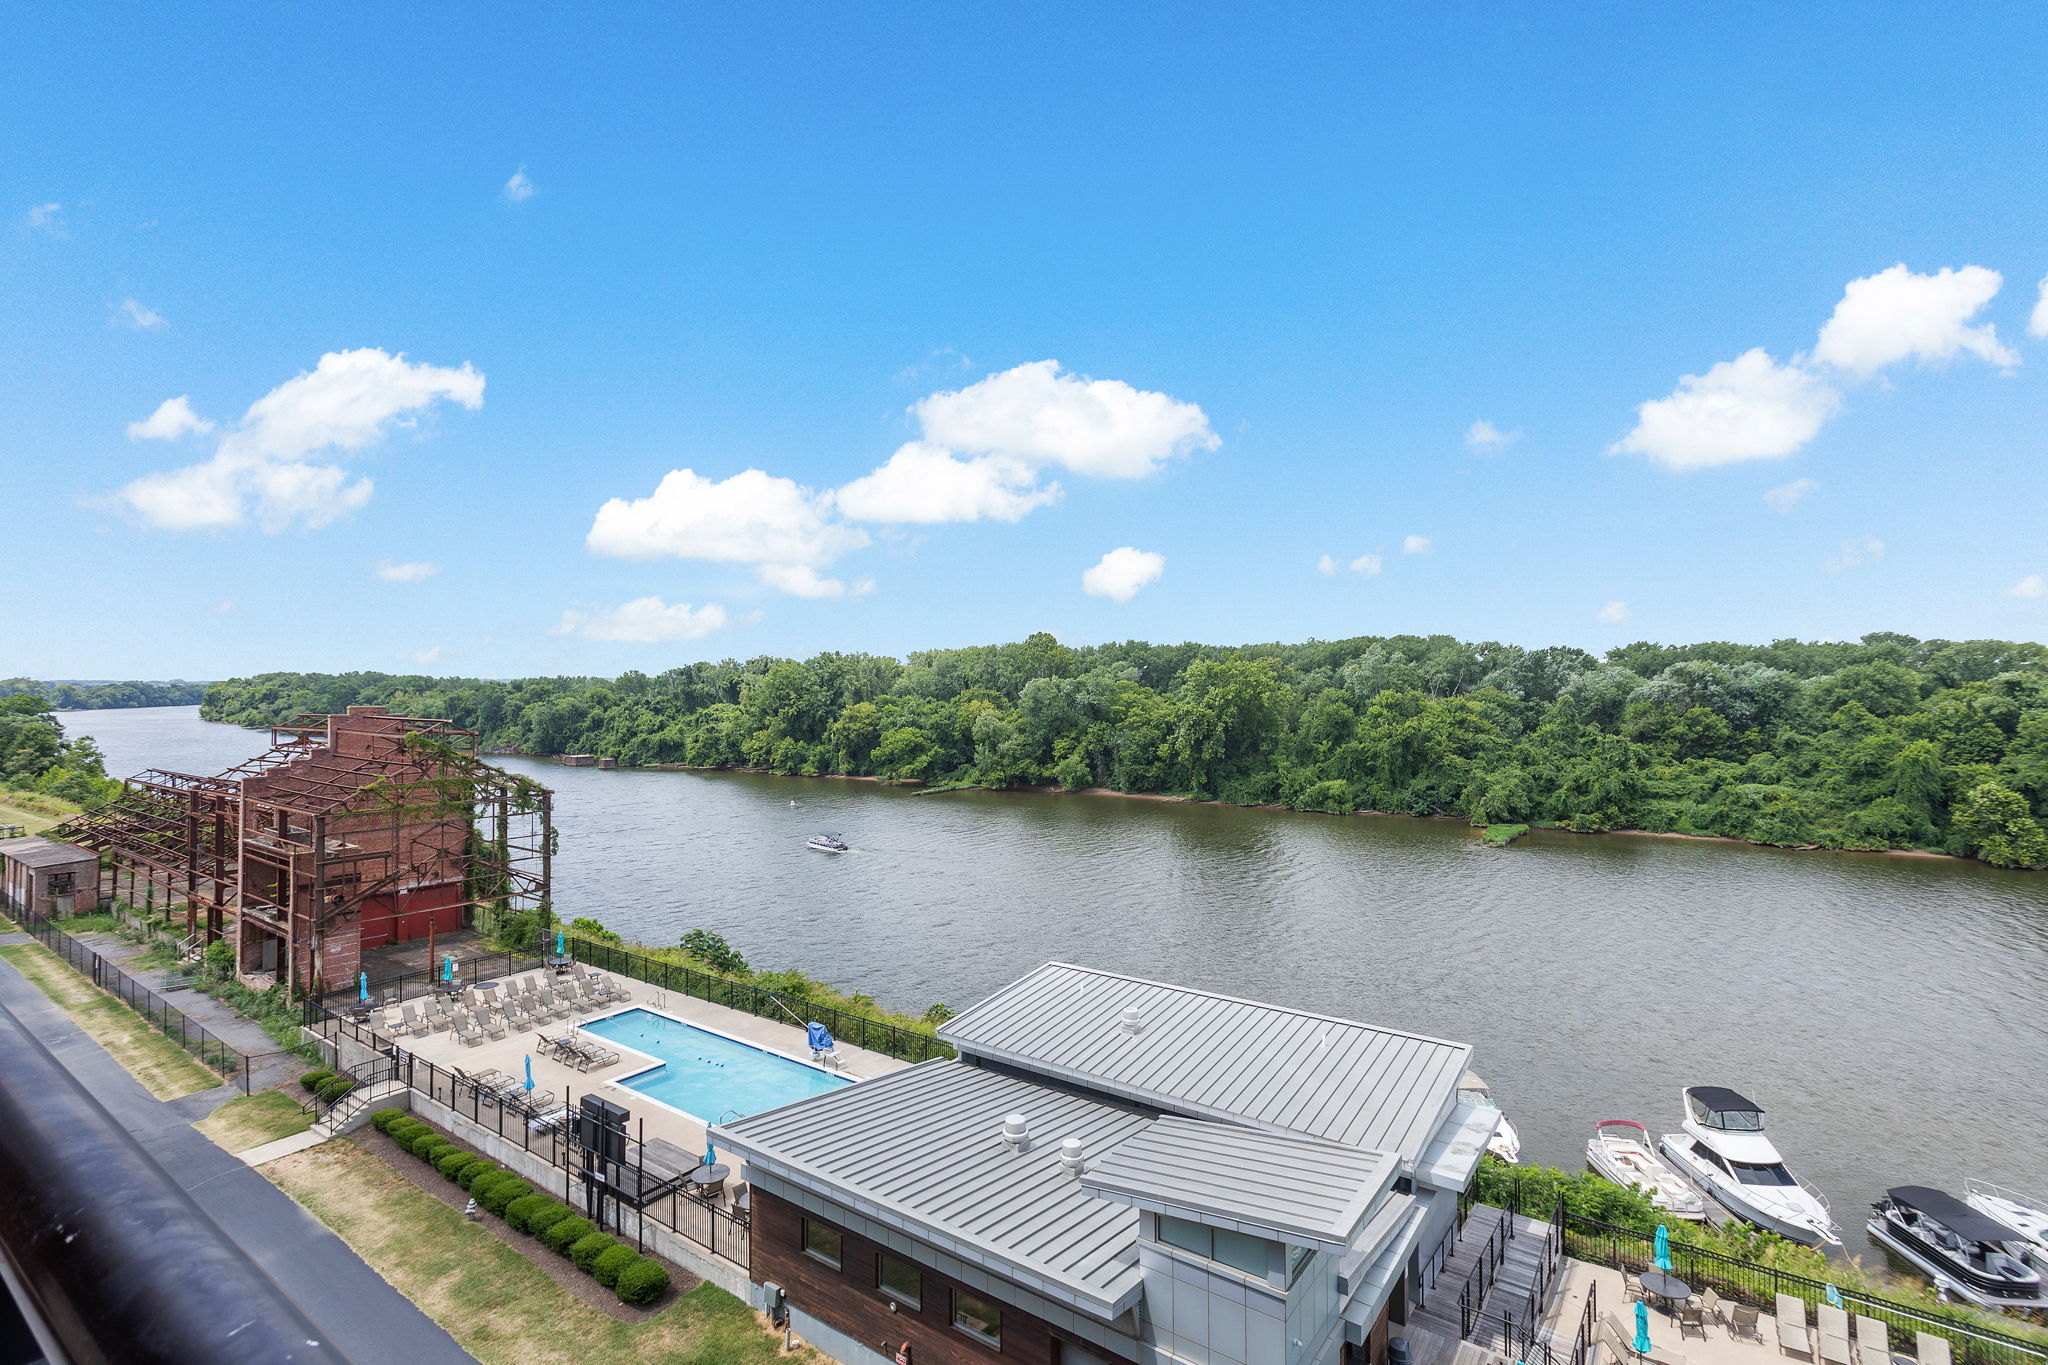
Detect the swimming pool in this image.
<box><xmin>578</xmin><ymin>1009</ymin><xmax>849</xmax><ymax>1122</ymax></box>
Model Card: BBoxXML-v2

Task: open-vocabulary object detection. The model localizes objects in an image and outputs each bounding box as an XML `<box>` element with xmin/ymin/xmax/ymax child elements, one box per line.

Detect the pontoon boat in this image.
<box><xmin>806</xmin><ymin>832</ymin><xmax>850</xmax><ymax>853</ymax></box>
<box><xmin>1868</xmin><ymin>1186</ymin><xmax>2044</xmax><ymax>1308</ymax></box>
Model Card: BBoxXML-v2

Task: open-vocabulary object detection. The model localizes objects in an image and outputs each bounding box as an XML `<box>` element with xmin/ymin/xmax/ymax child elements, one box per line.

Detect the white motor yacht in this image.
<box><xmin>1869</xmin><ymin>1187</ymin><xmax>2044</xmax><ymax>1308</ymax></box>
<box><xmin>1587</xmin><ymin>1119</ymin><xmax>1707</xmax><ymax>1220</ymax></box>
<box><xmin>1658</xmin><ymin>1086</ymin><xmax>1839</xmax><ymax>1246</ymax></box>
<box><xmin>1458</xmin><ymin>1071</ymin><xmax>1521</xmax><ymax>1164</ymax></box>
<box><xmin>1964</xmin><ymin>1179</ymin><xmax>2048</xmax><ymax>1274</ymax></box>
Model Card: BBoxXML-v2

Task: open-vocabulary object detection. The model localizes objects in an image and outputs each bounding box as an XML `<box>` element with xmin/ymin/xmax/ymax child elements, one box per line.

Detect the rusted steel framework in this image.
<box><xmin>56</xmin><ymin>707</ymin><xmax>553</xmax><ymax>996</ymax></box>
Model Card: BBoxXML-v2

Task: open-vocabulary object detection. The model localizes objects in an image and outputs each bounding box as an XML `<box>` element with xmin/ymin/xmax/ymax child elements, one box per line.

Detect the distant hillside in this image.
<box><xmin>0</xmin><ymin>678</ymin><xmax>210</xmax><ymax>710</ymax></box>
<box><xmin>200</xmin><ymin>630</ymin><xmax>2048</xmax><ymax>867</ymax></box>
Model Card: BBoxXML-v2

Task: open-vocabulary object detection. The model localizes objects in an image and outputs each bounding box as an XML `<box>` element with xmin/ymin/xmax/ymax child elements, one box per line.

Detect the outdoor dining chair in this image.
<box><xmin>1693</xmin><ymin>1288</ymin><xmax>1722</xmax><ymax>1327</ymax></box>
<box><xmin>1679</xmin><ymin>1302</ymin><xmax>1708</xmax><ymax>1340</ymax></box>
<box><xmin>1729</xmin><ymin>1304</ymin><xmax>1763</xmax><ymax>1343</ymax></box>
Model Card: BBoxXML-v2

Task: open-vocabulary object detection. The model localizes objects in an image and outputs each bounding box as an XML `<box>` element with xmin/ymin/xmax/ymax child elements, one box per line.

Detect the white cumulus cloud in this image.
<box><xmin>911</xmin><ymin>359</ymin><xmax>1216</xmax><ymax>480</ymax></box>
<box><xmin>1316</xmin><ymin>554</ymin><xmax>1338</xmax><ymax>576</ymax></box>
<box><xmin>126</xmin><ymin>395</ymin><xmax>214</xmax><ymax>441</ymax></box>
<box><xmin>1403</xmin><ymin>535</ymin><xmax>1433</xmax><ymax>555</ymax></box>
<box><xmin>1764</xmin><ymin>477</ymin><xmax>1820</xmax><ymax>514</ymax></box>
<box><xmin>2031</xmin><ymin>274</ymin><xmax>2048</xmax><ymax>339</ymax></box>
<box><xmin>556</xmin><ymin>596</ymin><xmax>730</xmax><ymax>643</ymax></box>
<box><xmin>1824</xmin><ymin>537</ymin><xmax>1885</xmax><ymax>573</ymax></box>
<box><xmin>1611</xmin><ymin>349</ymin><xmax>1840</xmax><ymax>471</ymax></box>
<box><xmin>1081</xmin><ymin>547</ymin><xmax>1165</xmax><ymax>602</ymax></box>
<box><xmin>835</xmin><ymin>442</ymin><xmax>1061</xmax><ymax>524</ymax></box>
<box><xmin>376</xmin><ymin>559</ymin><xmax>439</xmax><ymax>582</ymax></box>
<box><xmin>1350</xmin><ymin>553</ymin><xmax>1383</xmax><ymax>575</ymax></box>
<box><xmin>1597</xmin><ymin>600</ymin><xmax>1631</xmax><ymax>624</ymax></box>
<box><xmin>503</xmin><ymin>167</ymin><xmax>535</xmax><ymax>202</ymax></box>
<box><xmin>1465</xmin><ymin>419</ymin><xmax>1521</xmax><ymax>450</ymax></box>
<box><xmin>400</xmin><ymin>645</ymin><xmax>446</xmax><ymax>665</ymax></box>
<box><xmin>586</xmin><ymin>467</ymin><xmax>869</xmax><ymax>596</ymax></box>
<box><xmin>2005</xmin><ymin>574</ymin><xmax>2045</xmax><ymax>599</ymax></box>
<box><xmin>116</xmin><ymin>349</ymin><xmax>483</xmax><ymax>532</ymax></box>
<box><xmin>117</xmin><ymin>298</ymin><xmax>166</xmax><ymax>331</ymax></box>
<box><xmin>24</xmin><ymin>202</ymin><xmax>62</xmax><ymax>233</ymax></box>
<box><xmin>1812</xmin><ymin>263</ymin><xmax>2017</xmax><ymax>375</ymax></box>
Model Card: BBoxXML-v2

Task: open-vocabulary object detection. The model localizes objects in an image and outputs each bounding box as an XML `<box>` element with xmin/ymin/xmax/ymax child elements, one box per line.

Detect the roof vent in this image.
<box><xmin>1059</xmin><ymin>1137</ymin><xmax>1087</xmax><ymax>1173</ymax></box>
<box><xmin>1119</xmin><ymin>1004</ymin><xmax>1144</xmax><ymax>1034</ymax></box>
<box><xmin>1001</xmin><ymin>1113</ymin><xmax>1031</xmax><ymax>1148</ymax></box>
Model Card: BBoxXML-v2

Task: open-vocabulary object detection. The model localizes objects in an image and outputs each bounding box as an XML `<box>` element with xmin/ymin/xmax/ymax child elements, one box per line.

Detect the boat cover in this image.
<box><xmin>1888</xmin><ymin>1186</ymin><xmax>2023</xmax><ymax>1244</ymax></box>
<box><xmin>1688</xmin><ymin>1086</ymin><xmax>1761</xmax><ymax>1113</ymax></box>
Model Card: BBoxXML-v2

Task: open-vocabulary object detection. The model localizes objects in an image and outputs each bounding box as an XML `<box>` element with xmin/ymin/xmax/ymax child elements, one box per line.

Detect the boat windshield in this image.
<box><xmin>1731</xmin><ymin>1160</ymin><xmax>1797</xmax><ymax>1187</ymax></box>
<box><xmin>1688</xmin><ymin>1095</ymin><xmax>1765</xmax><ymax>1131</ymax></box>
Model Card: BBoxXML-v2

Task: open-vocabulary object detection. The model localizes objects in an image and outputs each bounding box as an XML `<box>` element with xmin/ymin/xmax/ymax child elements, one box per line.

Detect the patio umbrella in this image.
<box><xmin>358</xmin><ymin>970</ymin><xmax>369</xmax><ymax>1003</ymax></box>
<box><xmin>703</xmin><ymin>1141</ymin><xmax>716</xmax><ymax>1169</ymax></box>
<box><xmin>443</xmin><ymin>954</ymin><xmax>456</xmax><ymax>983</ymax></box>
<box><xmin>555</xmin><ymin>929</ymin><xmax>566</xmax><ymax>955</ymax></box>
<box><xmin>1633</xmin><ymin>1302</ymin><xmax>1652</xmax><ymax>1357</ymax></box>
<box><xmin>523</xmin><ymin>1055</ymin><xmax>534</xmax><ymax>1091</ymax></box>
<box><xmin>1654</xmin><ymin>1223</ymin><xmax>1673</xmax><ymax>1272</ymax></box>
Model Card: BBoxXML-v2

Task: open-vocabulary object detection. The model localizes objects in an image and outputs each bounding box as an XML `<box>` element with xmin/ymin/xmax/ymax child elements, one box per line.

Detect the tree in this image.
<box><xmin>1952</xmin><ymin>781</ymin><xmax>2048</xmax><ymax>869</ymax></box>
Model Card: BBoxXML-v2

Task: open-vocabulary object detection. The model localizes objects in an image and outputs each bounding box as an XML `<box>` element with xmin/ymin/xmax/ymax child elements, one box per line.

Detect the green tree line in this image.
<box><xmin>199</xmin><ymin>630</ymin><xmax>2048</xmax><ymax>867</ymax></box>
<box><xmin>0</xmin><ymin>677</ymin><xmax>209</xmax><ymax>709</ymax></box>
<box><xmin>0</xmin><ymin>694</ymin><xmax>120</xmax><ymax>806</ymax></box>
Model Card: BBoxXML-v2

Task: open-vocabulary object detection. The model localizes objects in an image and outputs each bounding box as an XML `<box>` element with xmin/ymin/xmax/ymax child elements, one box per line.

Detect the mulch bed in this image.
<box><xmin>356</xmin><ymin>1121</ymin><xmax>700</xmax><ymax>1321</ymax></box>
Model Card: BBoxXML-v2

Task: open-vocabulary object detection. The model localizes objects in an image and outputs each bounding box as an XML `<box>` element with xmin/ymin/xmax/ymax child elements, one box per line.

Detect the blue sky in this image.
<box><xmin>8</xmin><ymin>4</ymin><xmax>2048</xmax><ymax>681</ymax></box>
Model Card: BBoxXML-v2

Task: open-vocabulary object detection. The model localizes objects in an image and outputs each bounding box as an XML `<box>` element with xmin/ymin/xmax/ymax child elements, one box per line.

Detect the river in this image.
<box><xmin>60</xmin><ymin>705</ymin><xmax>2048</xmax><ymax>1262</ymax></box>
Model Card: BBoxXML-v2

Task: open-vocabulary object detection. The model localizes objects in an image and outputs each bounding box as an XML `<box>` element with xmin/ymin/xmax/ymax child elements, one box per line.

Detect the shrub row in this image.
<box><xmin>301</xmin><ymin>1068</ymin><xmax>354</xmax><ymax>1105</ymax></box>
<box><xmin>368</xmin><ymin>1110</ymin><xmax>669</xmax><ymax>1307</ymax></box>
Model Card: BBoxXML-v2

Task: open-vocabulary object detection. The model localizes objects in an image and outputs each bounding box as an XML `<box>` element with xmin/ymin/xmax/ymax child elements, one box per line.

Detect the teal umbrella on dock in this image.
<box><xmin>1654</xmin><ymin>1224</ymin><xmax>1673</xmax><ymax>1272</ymax></box>
<box><xmin>1633</xmin><ymin>1302</ymin><xmax>1652</xmax><ymax>1357</ymax></box>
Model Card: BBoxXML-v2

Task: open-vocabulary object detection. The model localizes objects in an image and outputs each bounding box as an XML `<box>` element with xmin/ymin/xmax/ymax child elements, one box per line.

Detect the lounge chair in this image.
<box><xmin>1729</xmin><ymin>1304</ymin><xmax>1762</xmax><ymax>1343</ymax></box>
<box><xmin>1776</xmin><ymin>1295</ymin><xmax>1812</xmax><ymax>1359</ymax></box>
<box><xmin>481</xmin><ymin>1014</ymin><xmax>507</xmax><ymax>1041</ymax></box>
<box><xmin>1817</xmin><ymin>1306</ymin><xmax>1851</xmax><ymax>1365</ymax></box>
<box><xmin>382</xmin><ymin>1006</ymin><xmax>411</xmax><ymax>1036</ymax></box>
<box><xmin>1855</xmin><ymin>1317</ymin><xmax>1889</xmax><ymax>1365</ymax></box>
<box><xmin>1916</xmin><ymin>1334</ymin><xmax>1952</xmax><ymax>1365</ymax></box>
<box><xmin>457</xmin><ymin>1017</ymin><xmax>484</xmax><ymax>1047</ymax></box>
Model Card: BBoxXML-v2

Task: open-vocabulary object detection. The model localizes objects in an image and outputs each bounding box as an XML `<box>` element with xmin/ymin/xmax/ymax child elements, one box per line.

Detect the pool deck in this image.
<box><xmin>389</xmin><ymin>966</ymin><xmax>913</xmax><ymax>1166</ymax></box>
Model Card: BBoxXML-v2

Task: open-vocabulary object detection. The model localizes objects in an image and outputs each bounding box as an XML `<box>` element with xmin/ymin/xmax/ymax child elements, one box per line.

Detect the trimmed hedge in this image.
<box><xmin>525</xmin><ymin>1203</ymin><xmax>573</xmax><ymax>1238</ymax></box>
<box><xmin>614</xmin><ymin>1257</ymin><xmax>669</xmax><ymax>1307</ymax></box>
<box><xmin>408</xmin><ymin>1132</ymin><xmax>448</xmax><ymax>1159</ymax></box>
<box><xmin>435</xmin><ymin>1150</ymin><xmax>474</xmax><ymax>1180</ymax></box>
<box><xmin>314</xmin><ymin>1077</ymin><xmax>354</xmax><ymax>1104</ymax></box>
<box><xmin>539</xmin><ymin>1216</ymin><xmax>594</xmax><ymax>1255</ymax></box>
<box><xmin>300</xmin><ymin>1068</ymin><xmax>335</xmax><ymax>1092</ymax></box>
<box><xmin>456</xmin><ymin>1161</ymin><xmax>501</xmax><ymax>1191</ymax></box>
<box><xmin>370</xmin><ymin>1108</ymin><xmax>406</xmax><ymax>1132</ymax></box>
<box><xmin>568</xmin><ymin>1232</ymin><xmax>618</xmax><ymax>1272</ymax></box>
<box><xmin>504</xmin><ymin>1194</ymin><xmax>550</xmax><ymax>1233</ymax></box>
<box><xmin>477</xmin><ymin>1178</ymin><xmax>533</xmax><ymax>1216</ymax></box>
<box><xmin>591</xmin><ymin>1244</ymin><xmax>635</xmax><ymax>1289</ymax></box>
<box><xmin>385</xmin><ymin>1120</ymin><xmax>427</xmax><ymax>1146</ymax></box>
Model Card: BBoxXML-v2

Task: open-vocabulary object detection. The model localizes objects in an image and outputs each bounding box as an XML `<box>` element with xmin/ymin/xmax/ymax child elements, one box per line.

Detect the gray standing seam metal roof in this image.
<box><xmin>1080</xmin><ymin>1116</ymin><xmax>1399</xmax><ymax>1253</ymax></box>
<box><xmin>937</xmin><ymin>963</ymin><xmax>1472</xmax><ymax>1161</ymax></box>
<box><xmin>713</xmin><ymin>1059</ymin><xmax>1154</xmax><ymax>1315</ymax></box>
<box><xmin>0</xmin><ymin>836</ymin><xmax>97</xmax><ymax>869</ymax></box>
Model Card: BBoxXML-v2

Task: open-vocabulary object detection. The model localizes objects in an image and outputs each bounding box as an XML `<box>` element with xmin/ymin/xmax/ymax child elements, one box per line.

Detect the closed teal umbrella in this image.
<box><xmin>524</xmin><ymin>1054</ymin><xmax>534</xmax><ymax>1091</ymax></box>
<box><xmin>1654</xmin><ymin>1224</ymin><xmax>1673</xmax><ymax>1272</ymax></box>
<box><xmin>358</xmin><ymin>971</ymin><xmax>369</xmax><ymax>1003</ymax></box>
<box><xmin>1634</xmin><ymin>1301</ymin><xmax>1652</xmax><ymax>1356</ymax></box>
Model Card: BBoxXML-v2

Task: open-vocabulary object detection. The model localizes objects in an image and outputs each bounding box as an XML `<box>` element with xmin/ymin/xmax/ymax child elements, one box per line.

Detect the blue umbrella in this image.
<box><xmin>556</xmin><ymin>929</ymin><xmax>566</xmax><ymax>955</ymax></box>
<box><xmin>358</xmin><ymin>970</ymin><xmax>369</xmax><ymax>1003</ymax></box>
<box><xmin>1633</xmin><ymin>1302</ymin><xmax>1652</xmax><ymax>1356</ymax></box>
<box><xmin>443</xmin><ymin>954</ymin><xmax>456</xmax><ymax>983</ymax></box>
<box><xmin>1654</xmin><ymin>1223</ymin><xmax>1673</xmax><ymax>1272</ymax></box>
<box><xmin>703</xmin><ymin>1141</ymin><xmax>716</xmax><ymax>1169</ymax></box>
<box><xmin>523</xmin><ymin>1054</ymin><xmax>534</xmax><ymax>1091</ymax></box>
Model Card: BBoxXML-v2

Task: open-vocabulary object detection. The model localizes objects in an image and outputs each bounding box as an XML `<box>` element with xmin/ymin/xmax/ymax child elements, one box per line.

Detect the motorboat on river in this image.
<box><xmin>1868</xmin><ymin>1186</ymin><xmax>2044</xmax><ymax>1308</ymax></box>
<box><xmin>1658</xmin><ymin>1086</ymin><xmax>1839</xmax><ymax>1246</ymax></box>
<box><xmin>1964</xmin><ymin>1179</ymin><xmax>2048</xmax><ymax>1274</ymax></box>
<box><xmin>1458</xmin><ymin>1071</ymin><xmax>1521</xmax><ymax>1164</ymax></box>
<box><xmin>806</xmin><ymin>832</ymin><xmax>850</xmax><ymax>853</ymax></box>
<box><xmin>1586</xmin><ymin>1119</ymin><xmax>1706</xmax><ymax>1220</ymax></box>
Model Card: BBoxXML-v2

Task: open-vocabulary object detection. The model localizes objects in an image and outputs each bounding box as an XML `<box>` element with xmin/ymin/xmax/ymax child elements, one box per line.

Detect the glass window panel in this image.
<box><xmin>1287</xmin><ymin>1244</ymin><xmax>1313</xmax><ymax>1284</ymax></box>
<box><xmin>878</xmin><ymin>1253</ymin><xmax>922</xmax><ymax>1308</ymax></box>
<box><xmin>1158</xmin><ymin>1215</ymin><xmax>1211</xmax><ymax>1256</ymax></box>
<box><xmin>1214</xmin><ymin>1229</ymin><xmax>1271</xmax><ymax>1276</ymax></box>
<box><xmin>953</xmin><ymin>1288</ymin><xmax>1002</xmax><ymax>1346</ymax></box>
<box><xmin>803</xmin><ymin>1219</ymin><xmax>843</xmax><ymax>1269</ymax></box>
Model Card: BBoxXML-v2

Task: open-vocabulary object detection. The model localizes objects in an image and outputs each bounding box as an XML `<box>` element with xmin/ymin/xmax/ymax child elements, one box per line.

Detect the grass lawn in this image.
<box><xmin>0</xmin><ymin>791</ymin><xmax>83</xmax><ymax>835</ymax></box>
<box><xmin>196</xmin><ymin>1089</ymin><xmax>314</xmax><ymax>1152</ymax></box>
<box><xmin>0</xmin><ymin>941</ymin><xmax>223</xmax><ymax>1099</ymax></box>
<box><xmin>266</xmin><ymin>1140</ymin><xmax>811</xmax><ymax>1365</ymax></box>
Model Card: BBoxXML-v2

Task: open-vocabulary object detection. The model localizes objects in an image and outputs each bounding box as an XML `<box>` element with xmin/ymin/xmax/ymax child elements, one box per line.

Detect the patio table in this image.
<box><xmin>1640</xmin><ymin>1271</ymin><xmax>1691</xmax><ymax>1311</ymax></box>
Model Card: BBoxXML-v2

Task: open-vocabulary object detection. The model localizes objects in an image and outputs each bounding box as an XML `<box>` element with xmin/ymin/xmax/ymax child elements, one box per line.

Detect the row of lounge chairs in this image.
<box><xmin>451</xmin><ymin>1066</ymin><xmax>555</xmax><ymax>1115</ymax></box>
<box><xmin>538</xmin><ymin>1032</ymin><xmax>620</xmax><ymax>1071</ymax></box>
<box><xmin>1610</xmin><ymin>1282</ymin><xmax>1956</xmax><ymax>1365</ymax></box>
<box><xmin>380</xmin><ymin>969</ymin><xmax>632</xmax><ymax>1044</ymax></box>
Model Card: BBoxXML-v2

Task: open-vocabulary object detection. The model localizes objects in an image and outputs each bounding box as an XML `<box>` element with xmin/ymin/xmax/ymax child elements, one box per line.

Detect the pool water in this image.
<box><xmin>578</xmin><ymin>1008</ymin><xmax>849</xmax><ymax>1121</ymax></box>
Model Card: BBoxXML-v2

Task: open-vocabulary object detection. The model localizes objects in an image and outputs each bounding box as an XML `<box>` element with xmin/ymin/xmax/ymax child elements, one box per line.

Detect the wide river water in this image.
<box><xmin>61</xmin><ymin>706</ymin><xmax>2048</xmax><ymax>1262</ymax></box>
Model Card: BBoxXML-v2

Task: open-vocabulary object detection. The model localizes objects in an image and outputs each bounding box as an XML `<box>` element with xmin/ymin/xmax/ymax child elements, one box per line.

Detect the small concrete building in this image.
<box><xmin>0</xmin><ymin>836</ymin><xmax>100</xmax><ymax>919</ymax></box>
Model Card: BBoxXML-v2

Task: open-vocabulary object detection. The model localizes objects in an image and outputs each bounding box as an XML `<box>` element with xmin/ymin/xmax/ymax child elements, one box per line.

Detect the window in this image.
<box><xmin>1155</xmin><ymin>1215</ymin><xmax>1273</xmax><ymax>1278</ymax></box>
<box><xmin>877</xmin><ymin>1252</ymin><xmax>922</xmax><ymax>1309</ymax></box>
<box><xmin>1287</xmin><ymin>1244</ymin><xmax>1314</xmax><ymax>1285</ymax></box>
<box><xmin>1730</xmin><ymin>1160</ymin><xmax>1797</xmax><ymax>1187</ymax></box>
<box><xmin>952</xmin><ymin>1288</ymin><xmax>1002</xmax><ymax>1347</ymax></box>
<box><xmin>1158</xmin><ymin>1215</ymin><xmax>1209</xmax><ymax>1255</ymax></box>
<box><xmin>802</xmin><ymin>1219</ymin><xmax>843</xmax><ymax>1269</ymax></box>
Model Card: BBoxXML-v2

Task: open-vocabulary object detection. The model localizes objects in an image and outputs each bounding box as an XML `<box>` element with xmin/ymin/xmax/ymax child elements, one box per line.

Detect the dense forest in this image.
<box><xmin>0</xmin><ymin>694</ymin><xmax>120</xmax><ymax>806</ymax></box>
<box><xmin>201</xmin><ymin>630</ymin><xmax>2048</xmax><ymax>867</ymax></box>
<box><xmin>0</xmin><ymin>678</ymin><xmax>209</xmax><ymax>709</ymax></box>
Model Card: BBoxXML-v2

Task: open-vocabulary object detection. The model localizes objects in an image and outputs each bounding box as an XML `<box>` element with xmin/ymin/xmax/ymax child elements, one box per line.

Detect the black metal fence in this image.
<box><xmin>304</xmin><ymin>1003</ymin><xmax>751</xmax><ymax>1269</ymax></box>
<box><xmin>1475</xmin><ymin>1192</ymin><xmax>2048</xmax><ymax>1365</ymax></box>
<box><xmin>14</xmin><ymin>908</ymin><xmax>272</xmax><ymax>1092</ymax></box>
<box><xmin>317</xmin><ymin>948</ymin><xmax>547</xmax><ymax>1009</ymax></box>
<box><xmin>543</xmin><ymin>930</ymin><xmax>953</xmax><ymax>1064</ymax></box>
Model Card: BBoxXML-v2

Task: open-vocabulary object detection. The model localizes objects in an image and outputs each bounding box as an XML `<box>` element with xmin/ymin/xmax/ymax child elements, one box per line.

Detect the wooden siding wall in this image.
<box><xmin>754</xmin><ymin>1189</ymin><xmax>1134</xmax><ymax>1365</ymax></box>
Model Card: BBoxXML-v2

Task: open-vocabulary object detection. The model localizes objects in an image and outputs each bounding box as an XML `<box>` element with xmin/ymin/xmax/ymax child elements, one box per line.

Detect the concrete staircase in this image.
<box><xmin>313</xmin><ymin>1078</ymin><xmax>408</xmax><ymax>1138</ymax></box>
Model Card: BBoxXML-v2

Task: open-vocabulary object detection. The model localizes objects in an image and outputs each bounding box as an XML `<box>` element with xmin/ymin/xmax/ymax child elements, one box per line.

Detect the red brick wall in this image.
<box><xmin>754</xmin><ymin>1189</ymin><xmax>1135</xmax><ymax>1365</ymax></box>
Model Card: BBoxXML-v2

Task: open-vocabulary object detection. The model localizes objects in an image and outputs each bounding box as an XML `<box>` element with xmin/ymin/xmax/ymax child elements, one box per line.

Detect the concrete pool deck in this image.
<box><xmin>386</xmin><ymin>966</ymin><xmax>912</xmax><ymax>1166</ymax></box>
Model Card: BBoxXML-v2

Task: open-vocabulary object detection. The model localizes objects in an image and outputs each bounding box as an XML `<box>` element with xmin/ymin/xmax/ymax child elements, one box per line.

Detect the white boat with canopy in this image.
<box><xmin>1658</xmin><ymin>1086</ymin><xmax>1839</xmax><ymax>1246</ymax></box>
<box><xmin>1586</xmin><ymin>1118</ymin><xmax>1706</xmax><ymax>1220</ymax></box>
<box><xmin>1964</xmin><ymin>1179</ymin><xmax>2048</xmax><ymax>1274</ymax></box>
